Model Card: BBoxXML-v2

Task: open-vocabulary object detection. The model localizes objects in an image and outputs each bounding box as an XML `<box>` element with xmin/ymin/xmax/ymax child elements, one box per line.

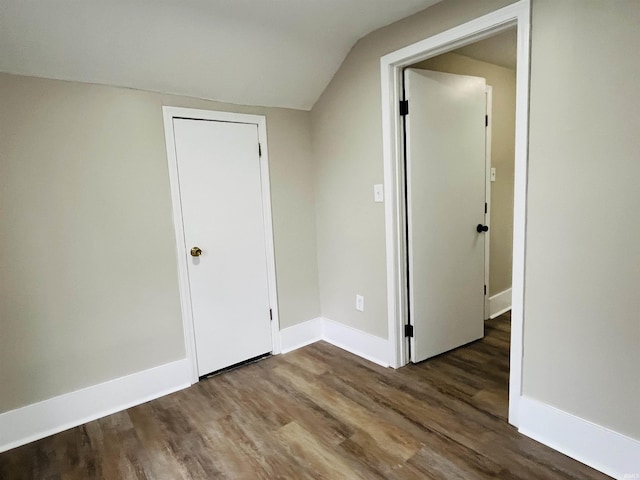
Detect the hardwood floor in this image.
<box><xmin>0</xmin><ymin>314</ymin><xmax>610</xmax><ymax>479</ymax></box>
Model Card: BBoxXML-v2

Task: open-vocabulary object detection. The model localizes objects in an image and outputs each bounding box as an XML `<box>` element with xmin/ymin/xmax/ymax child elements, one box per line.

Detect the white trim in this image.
<box><xmin>322</xmin><ymin>317</ymin><xmax>389</xmax><ymax>368</ymax></box>
<box><xmin>508</xmin><ymin>4</ymin><xmax>531</xmax><ymax>427</ymax></box>
<box><xmin>279</xmin><ymin>318</ymin><xmax>390</xmax><ymax>368</ymax></box>
<box><xmin>484</xmin><ymin>86</ymin><xmax>493</xmax><ymax>318</ymax></box>
<box><xmin>382</xmin><ymin>60</ymin><xmax>407</xmax><ymax>370</ymax></box>
<box><xmin>162</xmin><ymin>109</ymin><xmax>199</xmax><ymax>382</ymax></box>
<box><xmin>162</xmin><ymin>107</ymin><xmax>282</xmax><ymax>384</ymax></box>
<box><xmin>519</xmin><ymin>396</ymin><xmax>640</xmax><ymax>479</ymax></box>
<box><xmin>280</xmin><ymin>318</ymin><xmax>323</xmax><ymax>353</ymax></box>
<box><xmin>489</xmin><ymin>287</ymin><xmax>512</xmax><ymax>319</ymax></box>
<box><xmin>255</xmin><ymin>118</ymin><xmax>282</xmax><ymax>356</ymax></box>
<box><xmin>380</xmin><ymin>1</ymin><xmax>530</xmax><ymax>428</ymax></box>
<box><xmin>0</xmin><ymin>359</ymin><xmax>191</xmax><ymax>454</ymax></box>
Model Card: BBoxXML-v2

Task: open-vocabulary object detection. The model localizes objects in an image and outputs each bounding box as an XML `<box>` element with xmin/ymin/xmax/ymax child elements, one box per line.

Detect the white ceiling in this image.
<box><xmin>0</xmin><ymin>0</ymin><xmax>442</xmax><ymax>110</ymax></box>
<box><xmin>455</xmin><ymin>28</ymin><xmax>517</xmax><ymax>70</ymax></box>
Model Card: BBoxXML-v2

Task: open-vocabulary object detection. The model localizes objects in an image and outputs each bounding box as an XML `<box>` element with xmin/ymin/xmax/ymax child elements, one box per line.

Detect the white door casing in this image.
<box><xmin>380</xmin><ymin>0</ymin><xmax>530</xmax><ymax>426</ymax></box>
<box><xmin>163</xmin><ymin>108</ymin><xmax>281</xmax><ymax>383</ymax></box>
<box><xmin>405</xmin><ymin>69</ymin><xmax>487</xmax><ymax>362</ymax></box>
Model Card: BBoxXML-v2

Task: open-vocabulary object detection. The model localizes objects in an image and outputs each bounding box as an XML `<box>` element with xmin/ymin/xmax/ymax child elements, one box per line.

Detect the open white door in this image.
<box><xmin>405</xmin><ymin>68</ymin><xmax>487</xmax><ymax>363</ymax></box>
<box><xmin>172</xmin><ymin>118</ymin><xmax>273</xmax><ymax>376</ymax></box>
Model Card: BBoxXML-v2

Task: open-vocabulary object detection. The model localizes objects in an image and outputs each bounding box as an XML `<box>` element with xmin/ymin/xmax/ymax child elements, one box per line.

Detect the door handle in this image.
<box><xmin>190</xmin><ymin>247</ymin><xmax>203</xmax><ymax>257</ymax></box>
<box><xmin>476</xmin><ymin>224</ymin><xmax>489</xmax><ymax>233</ymax></box>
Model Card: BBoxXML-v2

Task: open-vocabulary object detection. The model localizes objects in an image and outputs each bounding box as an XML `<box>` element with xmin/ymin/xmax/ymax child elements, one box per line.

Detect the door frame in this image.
<box><xmin>162</xmin><ymin>107</ymin><xmax>282</xmax><ymax>384</ymax></box>
<box><xmin>380</xmin><ymin>0</ymin><xmax>530</xmax><ymax>427</ymax></box>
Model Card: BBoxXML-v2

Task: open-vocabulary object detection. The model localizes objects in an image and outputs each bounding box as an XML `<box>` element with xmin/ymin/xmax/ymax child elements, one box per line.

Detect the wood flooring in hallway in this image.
<box><xmin>0</xmin><ymin>314</ymin><xmax>610</xmax><ymax>479</ymax></box>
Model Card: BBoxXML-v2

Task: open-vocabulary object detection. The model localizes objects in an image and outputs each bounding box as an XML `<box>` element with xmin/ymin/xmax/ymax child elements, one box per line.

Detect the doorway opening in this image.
<box><xmin>380</xmin><ymin>1</ymin><xmax>530</xmax><ymax>427</ymax></box>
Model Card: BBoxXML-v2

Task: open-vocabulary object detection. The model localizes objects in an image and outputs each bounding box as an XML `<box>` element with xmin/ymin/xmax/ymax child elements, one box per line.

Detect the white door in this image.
<box><xmin>172</xmin><ymin>118</ymin><xmax>272</xmax><ymax>376</ymax></box>
<box><xmin>405</xmin><ymin>68</ymin><xmax>487</xmax><ymax>363</ymax></box>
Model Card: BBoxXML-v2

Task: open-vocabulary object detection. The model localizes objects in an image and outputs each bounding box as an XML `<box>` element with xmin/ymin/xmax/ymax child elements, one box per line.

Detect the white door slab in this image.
<box><xmin>173</xmin><ymin>118</ymin><xmax>272</xmax><ymax>376</ymax></box>
<box><xmin>405</xmin><ymin>68</ymin><xmax>487</xmax><ymax>363</ymax></box>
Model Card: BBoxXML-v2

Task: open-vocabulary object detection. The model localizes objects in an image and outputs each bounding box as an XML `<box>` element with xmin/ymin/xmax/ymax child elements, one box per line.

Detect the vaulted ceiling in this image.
<box><xmin>0</xmin><ymin>0</ymin><xmax>442</xmax><ymax>110</ymax></box>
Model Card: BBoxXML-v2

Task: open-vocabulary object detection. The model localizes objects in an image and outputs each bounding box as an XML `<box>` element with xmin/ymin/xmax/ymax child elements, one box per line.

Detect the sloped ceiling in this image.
<box><xmin>456</xmin><ymin>28</ymin><xmax>517</xmax><ymax>70</ymax></box>
<box><xmin>0</xmin><ymin>0</ymin><xmax>442</xmax><ymax>110</ymax></box>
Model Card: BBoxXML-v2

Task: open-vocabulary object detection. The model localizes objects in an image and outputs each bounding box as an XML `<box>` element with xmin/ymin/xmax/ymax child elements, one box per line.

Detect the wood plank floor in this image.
<box><xmin>0</xmin><ymin>314</ymin><xmax>610</xmax><ymax>479</ymax></box>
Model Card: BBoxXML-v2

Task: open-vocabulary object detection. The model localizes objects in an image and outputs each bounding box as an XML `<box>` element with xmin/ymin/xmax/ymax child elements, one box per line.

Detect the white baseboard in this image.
<box><xmin>279</xmin><ymin>317</ymin><xmax>389</xmax><ymax>367</ymax></box>
<box><xmin>0</xmin><ymin>358</ymin><xmax>192</xmax><ymax>454</ymax></box>
<box><xmin>518</xmin><ymin>396</ymin><xmax>640</xmax><ymax>479</ymax></box>
<box><xmin>321</xmin><ymin>317</ymin><xmax>389</xmax><ymax>367</ymax></box>
<box><xmin>489</xmin><ymin>287</ymin><xmax>512</xmax><ymax>319</ymax></box>
<box><xmin>280</xmin><ymin>317</ymin><xmax>323</xmax><ymax>353</ymax></box>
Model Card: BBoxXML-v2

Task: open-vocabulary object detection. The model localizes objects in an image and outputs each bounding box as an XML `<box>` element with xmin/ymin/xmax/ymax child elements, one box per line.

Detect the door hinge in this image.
<box><xmin>485</xmin><ymin>115</ymin><xmax>488</xmax><ymax>127</ymax></box>
<box><xmin>269</xmin><ymin>308</ymin><xmax>273</xmax><ymax>321</ymax></box>
<box><xmin>404</xmin><ymin>324</ymin><xmax>414</xmax><ymax>337</ymax></box>
<box><xmin>258</xmin><ymin>143</ymin><xmax>262</xmax><ymax>157</ymax></box>
<box><xmin>485</xmin><ymin>202</ymin><xmax>488</xmax><ymax>214</ymax></box>
<box><xmin>484</xmin><ymin>285</ymin><xmax>487</xmax><ymax>296</ymax></box>
<box><xmin>399</xmin><ymin>100</ymin><xmax>409</xmax><ymax>116</ymax></box>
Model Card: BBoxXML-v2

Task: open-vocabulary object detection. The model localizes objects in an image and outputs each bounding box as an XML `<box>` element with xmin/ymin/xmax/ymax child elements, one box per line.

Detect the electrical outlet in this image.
<box><xmin>355</xmin><ymin>294</ymin><xmax>364</xmax><ymax>312</ymax></box>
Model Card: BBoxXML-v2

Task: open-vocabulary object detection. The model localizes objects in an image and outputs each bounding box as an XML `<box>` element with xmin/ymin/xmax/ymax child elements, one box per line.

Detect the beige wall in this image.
<box><xmin>0</xmin><ymin>73</ymin><xmax>319</xmax><ymax>413</ymax></box>
<box><xmin>523</xmin><ymin>0</ymin><xmax>640</xmax><ymax>439</ymax></box>
<box><xmin>412</xmin><ymin>52</ymin><xmax>516</xmax><ymax>296</ymax></box>
<box><xmin>310</xmin><ymin>0</ymin><xmax>516</xmax><ymax>339</ymax></box>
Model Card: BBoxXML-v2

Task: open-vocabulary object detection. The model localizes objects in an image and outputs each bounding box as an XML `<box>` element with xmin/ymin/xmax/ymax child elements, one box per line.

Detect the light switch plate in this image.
<box><xmin>490</xmin><ymin>167</ymin><xmax>497</xmax><ymax>182</ymax></box>
<box><xmin>374</xmin><ymin>184</ymin><xmax>384</xmax><ymax>203</ymax></box>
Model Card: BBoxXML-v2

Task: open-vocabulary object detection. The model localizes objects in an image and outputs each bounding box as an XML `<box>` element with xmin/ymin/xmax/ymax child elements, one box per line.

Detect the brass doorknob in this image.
<box><xmin>190</xmin><ymin>247</ymin><xmax>203</xmax><ymax>257</ymax></box>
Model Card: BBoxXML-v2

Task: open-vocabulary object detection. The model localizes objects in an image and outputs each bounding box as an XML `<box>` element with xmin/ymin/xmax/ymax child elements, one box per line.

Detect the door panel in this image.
<box><xmin>405</xmin><ymin>68</ymin><xmax>486</xmax><ymax>363</ymax></box>
<box><xmin>173</xmin><ymin>119</ymin><xmax>272</xmax><ymax>376</ymax></box>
